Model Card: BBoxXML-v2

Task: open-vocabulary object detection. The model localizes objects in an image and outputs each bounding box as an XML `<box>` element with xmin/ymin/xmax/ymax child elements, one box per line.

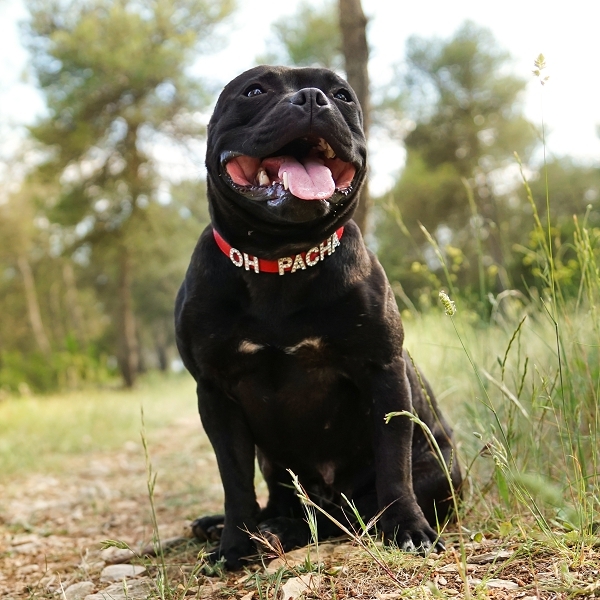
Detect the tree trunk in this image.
<box><xmin>117</xmin><ymin>246</ymin><xmax>139</xmax><ymax>388</ymax></box>
<box><xmin>17</xmin><ymin>254</ymin><xmax>52</xmax><ymax>356</ymax></box>
<box><xmin>49</xmin><ymin>280</ymin><xmax>67</xmax><ymax>346</ymax></box>
<box><xmin>338</xmin><ymin>0</ymin><xmax>371</xmax><ymax>234</ymax></box>
<box><xmin>155</xmin><ymin>323</ymin><xmax>169</xmax><ymax>372</ymax></box>
<box><xmin>62</xmin><ymin>261</ymin><xmax>87</xmax><ymax>347</ymax></box>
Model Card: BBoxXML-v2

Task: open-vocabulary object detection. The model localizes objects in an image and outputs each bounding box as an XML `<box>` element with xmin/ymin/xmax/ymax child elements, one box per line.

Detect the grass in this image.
<box><xmin>0</xmin><ymin>372</ymin><xmax>197</xmax><ymax>478</ymax></box>
<box><xmin>400</xmin><ymin>160</ymin><xmax>600</xmax><ymax>546</ymax></box>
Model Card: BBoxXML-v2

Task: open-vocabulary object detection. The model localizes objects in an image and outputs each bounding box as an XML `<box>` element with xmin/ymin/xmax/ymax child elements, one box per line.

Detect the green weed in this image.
<box><xmin>0</xmin><ymin>373</ymin><xmax>196</xmax><ymax>478</ymax></box>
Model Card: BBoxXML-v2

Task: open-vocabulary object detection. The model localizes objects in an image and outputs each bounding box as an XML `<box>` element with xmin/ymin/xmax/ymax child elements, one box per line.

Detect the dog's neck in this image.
<box><xmin>212</xmin><ymin>226</ymin><xmax>344</xmax><ymax>275</ymax></box>
<box><xmin>206</xmin><ymin>172</ymin><xmax>360</xmax><ymax>259</ymax></box>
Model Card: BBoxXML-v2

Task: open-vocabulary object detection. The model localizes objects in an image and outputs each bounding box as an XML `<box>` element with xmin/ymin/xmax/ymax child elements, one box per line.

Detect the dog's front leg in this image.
<box><xmin>196</xmin><ymin>378</ymin><xmax>260</xmax><ymax>569</ymax></box>
<box><xmin>371</xmin><ymin>357</ymin><xmax>444</xmax><ymax>553</ymax></box>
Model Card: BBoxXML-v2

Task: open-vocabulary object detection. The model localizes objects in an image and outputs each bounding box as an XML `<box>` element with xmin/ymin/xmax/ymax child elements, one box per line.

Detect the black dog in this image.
<box><xmin>175</xmin><ymin>65</ymin><xmax>462</xmax><ymax>569</ymax></box>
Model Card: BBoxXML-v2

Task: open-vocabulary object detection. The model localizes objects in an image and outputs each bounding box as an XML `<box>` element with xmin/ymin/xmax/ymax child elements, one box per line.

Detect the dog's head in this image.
<box><xmin>205</xmin><ymin>65</ymin><xmax>367</xmax><ymax>253</ymax></box>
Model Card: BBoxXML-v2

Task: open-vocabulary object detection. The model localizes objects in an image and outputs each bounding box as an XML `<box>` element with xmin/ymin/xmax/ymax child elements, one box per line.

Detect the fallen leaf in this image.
<box><xmin>280</xmin><ymin>574</ymin><xmax>321</xmax><ymax>600</ymax></box>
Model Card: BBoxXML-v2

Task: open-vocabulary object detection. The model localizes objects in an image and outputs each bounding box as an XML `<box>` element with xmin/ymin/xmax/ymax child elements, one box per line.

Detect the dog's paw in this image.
<box><xmin>191</xmin><ymin>514</ymin><xmax>225</xmax><ymax>542</ymax></box>
<box><xmin>204</xmin><ymin>543</ymin><xmax>255</xmax><ymax>571</ymax></box>
<box><xmin>193</xmin><ymin>517</ymin><xmax>258</xmax><ymax>570</ymax></box>
<box><xmin>383</xmin><ymin>521</ymin><xmax>445</xmax><ymax>555</ymax></box>
<box><xmin>257</xmin><ymin>517</ymin><xmax>310</xmax><ymax>552</ymax></box>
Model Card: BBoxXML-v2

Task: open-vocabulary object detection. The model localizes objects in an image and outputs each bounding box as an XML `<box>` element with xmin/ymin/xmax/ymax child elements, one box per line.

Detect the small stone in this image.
<box><xmin>100</xmin><ymin>547</ymin><xmax>135</xmax><ymax>564</ymax></box>
<box><xmin>485</xmin><ymin>578</ymin><xmax>519</xmax><ymax>590</ymax></box>
<box><xmin>12</xmin><ymin>542</ymin><xmax>40</xmax><ymax>554</ymax></box>
<box><xmin>11</xmin><ymin>533</ymin><xmax>40</xmax><ymax>546</ymax></box>
<box><xmin>438</xmin><ymin>563</ymin><xmax>476</xmax><ymax>573</ymax></box>
<box><xmin>63</xmin><ymin>581</ymin><xmax>95</xmax><ymax>600</ymax></box>
<box><xmin>140</xmin><ymin>535</ymin><xmax>190</xmax><ymax>557</ymax></box>
<box><xmin>467</xmin><ymin>550</ymin><xmax>513</xmax><ymax>564</ymax></box>
<box><xmin>85</xmin><ymin>577</ymin><xmax>153</xmax><ymax>600</ymax></box>
<box><xmin>17</xmin><ymin>564</ymin><xmax>40</xmax><ymax>575</ymax></box>
<box><xmin>99</xmin><ymin>564</ymin><xmax>146</xmax><ymax>582</ymax></box>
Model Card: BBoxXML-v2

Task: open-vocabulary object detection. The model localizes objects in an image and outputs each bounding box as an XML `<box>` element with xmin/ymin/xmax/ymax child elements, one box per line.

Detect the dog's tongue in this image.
<box><xmin>278</xmin><ymin>157</ymin><xmax>335</xmax><ymax>200</ymax></box>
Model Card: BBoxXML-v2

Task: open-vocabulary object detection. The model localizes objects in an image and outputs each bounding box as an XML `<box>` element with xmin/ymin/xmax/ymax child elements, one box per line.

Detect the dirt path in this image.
<box><xmin>0</xmin><ymin>415</ymin><xmax>224</xmax><ymax>599</ymax></box>
<box><xmin>2</xmin><ymin>413</ymin><xmax>599</xmax><ymax>599</ymax></box>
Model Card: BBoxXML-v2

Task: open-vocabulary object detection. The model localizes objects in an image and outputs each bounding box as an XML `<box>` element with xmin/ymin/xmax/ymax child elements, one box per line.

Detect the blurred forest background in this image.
<box><xmin>1</xmin><ymin>0</ymin><xmax>599</xmax><ymax>393</ymax></box>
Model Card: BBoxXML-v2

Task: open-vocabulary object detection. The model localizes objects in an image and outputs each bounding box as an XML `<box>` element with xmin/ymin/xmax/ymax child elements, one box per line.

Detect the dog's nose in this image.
<box><xmin>290</xmin><ymin>88</ymin><xmax>330</xmax><ymax>108</ymax></box>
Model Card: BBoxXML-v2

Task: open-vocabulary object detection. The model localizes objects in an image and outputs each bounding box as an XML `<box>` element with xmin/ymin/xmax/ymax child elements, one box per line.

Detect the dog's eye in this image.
<box><xmin>244</xmin><ymin>85</ymin><xmax>265</xmax><ymax>98</ymax></box>
<box><xmin>334</xmin><ymin>89</ymin><xmax>352</xmax><ymax>102</ymax></box>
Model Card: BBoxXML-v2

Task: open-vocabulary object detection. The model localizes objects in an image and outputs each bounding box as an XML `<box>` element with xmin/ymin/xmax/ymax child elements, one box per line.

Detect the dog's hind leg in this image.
<box><xmin>404</xmin><ymin>352</ymin><xmax>462</xmax><ymax>529</ymax></box>
<box><xmin>257</xmin><ymin>453</ymin><xmax>305</xmax><ymax>521</ymax></box>
<box><xmin>255</xmin><ymin>454</ymin><xmax>312</xmax><ymax>550</ymax></box>
<box><xmin>411</xmin><ymin>441</ymin><xmax>462</xmax><ymax>528</ymax></box>
<box><xmin>256</xmin><ymin>456</ymin><xmax>348</xmax><ymax>550</ymax></box>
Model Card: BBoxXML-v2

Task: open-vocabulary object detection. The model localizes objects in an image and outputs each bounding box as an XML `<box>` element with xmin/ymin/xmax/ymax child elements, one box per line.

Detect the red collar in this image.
<box><xmin>213</xmin><ymin>227</ymin><xmax>344</xmax><ymax>275</ymax></box>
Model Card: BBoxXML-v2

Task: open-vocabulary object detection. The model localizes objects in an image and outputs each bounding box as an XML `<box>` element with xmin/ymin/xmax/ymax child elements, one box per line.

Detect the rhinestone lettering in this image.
<box><xmin>278</xmin><ymin>256</ymin><xmax>293</xmax><ymax>275</ymax></box>
<box><xmin>244</xmin><ymin>253</ymin><xmax>260</xmax><ymax>273</ymax></box>
<box><xmin>291</xmin><ymin>254</ymin><xmax>307</xmax><ymax>273</ymax></box>
<box><xmin>305</xmin><ymin>247</ymin><xmax>320</xmax><ymax>267</ymax></box>
<box><xmin>319</xmin><ymin>237</ymin><xmax>332</xmax><ymax>260</ymax></box>
<box><xmin>229</xmin><ymin>248</ymin><xmax>243</xmax><ymax>267</ymax></box>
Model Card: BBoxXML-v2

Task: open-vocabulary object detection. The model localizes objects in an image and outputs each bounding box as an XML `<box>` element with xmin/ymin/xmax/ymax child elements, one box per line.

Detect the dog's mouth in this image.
<box><xmin>220</xmin><ymin>137</ymin><xmax>358</xmax><ymax>205</ymax></box>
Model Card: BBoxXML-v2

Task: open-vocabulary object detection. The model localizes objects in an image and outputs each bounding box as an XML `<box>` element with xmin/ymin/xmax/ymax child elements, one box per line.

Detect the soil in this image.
<box><xmin>1</xmin><ymin>415</ymin><xmax>599</xmax><ymax>599</ymax></box>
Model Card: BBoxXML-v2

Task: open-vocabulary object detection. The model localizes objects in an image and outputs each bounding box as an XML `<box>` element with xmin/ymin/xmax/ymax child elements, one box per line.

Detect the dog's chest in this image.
<box><xmin>213</xmin><ymin>329</ymin><xmax>362</xmax><ymax>419</ymax></box>
<box><xmin>225</xmin><ymin>332</ymin><xmax>369</xmax><ymax>465</ymax></box>
<box><xmin>237</xmin><ymin>335</ymin><xmax>325</xmax><ymax>362</ymax></box>
<box><xmin>227</xmin><ymin>333</ymin><xmax>342</xmax><ymax>394</ymax></box>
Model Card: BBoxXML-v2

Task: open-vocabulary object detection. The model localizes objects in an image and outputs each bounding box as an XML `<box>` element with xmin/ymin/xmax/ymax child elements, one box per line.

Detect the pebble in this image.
<box><xmin>99</xmin><ymin>564</ymin><xmax>146</xmax><ymax>582</ymax></box>
<box><xmin>63</xmin><ymin>581</ymin><xmax>95</xmax><ymax>600</ymax></box>
<box><xmin>12</xmin><ymin>542</ymin><xmax>40</xmax><ymax>554</ymax></box>
<box><xmin>468</xmin><ymin>576</ymin><xmax>519</xmax><ymax>590</ymax></box>
<box><xmin>485</xmin><ymin>578</ymin><xmax>520</xmax><ymax>590</ymax></box>
<box><xmin>100</xmin><ymin>546</ymin><xmax>136</xmax><ymax>564</ymax></box>
<box><xmin>467</xmin><ymin>550</ymin><xmax>513</xmax><ymax>564</ymax></box>
<box><xmin>84</xmin><ymin>577</ymin><xmax>153</xmax><ymax>600</ymax></box>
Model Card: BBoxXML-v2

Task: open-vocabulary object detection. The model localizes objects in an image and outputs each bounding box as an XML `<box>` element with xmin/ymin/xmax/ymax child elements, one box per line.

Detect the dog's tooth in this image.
<box><xmin>324</xmin><ymin>146</ymin><xmax>336</xmax><ymax>159</ymax></box>
<box><xmin>282</xmin><ymin>171</ymin><xmax>289</xmax><ymax>190</ymax></box>
<box><xmin>317</xmin><ymin>138</ymin><xmax>327</xmax><ymax>151</ymax></box>
<box><xmin>257</xmin><ymin>168</ymin><xmax>269</xmax><ymax>186</ymax></box>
